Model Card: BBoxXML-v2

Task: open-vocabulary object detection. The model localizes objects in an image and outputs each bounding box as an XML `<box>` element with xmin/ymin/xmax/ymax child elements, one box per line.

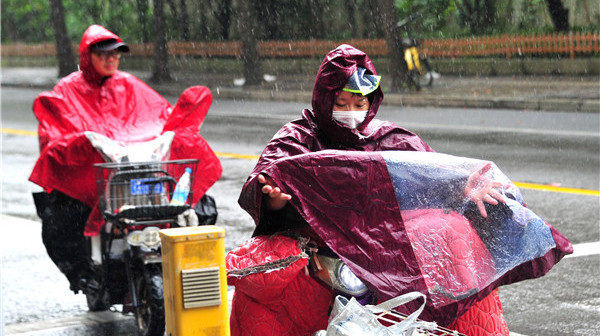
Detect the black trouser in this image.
<box><xmin>33</xmin><ymin>191</ymin><xmax>92</xmax><ymax>290</ymax></box>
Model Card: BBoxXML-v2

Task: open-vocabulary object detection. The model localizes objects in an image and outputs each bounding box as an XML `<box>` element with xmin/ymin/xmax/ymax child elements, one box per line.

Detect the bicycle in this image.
<box><xmin>396</xmin><ymin>13</ymin><xmax>437</xmax><ymax>91</ymax></box>
<box><xmin>402</xmin><ymin>37</ymin><xmax>434</xmax><ymax>91</ymax></box>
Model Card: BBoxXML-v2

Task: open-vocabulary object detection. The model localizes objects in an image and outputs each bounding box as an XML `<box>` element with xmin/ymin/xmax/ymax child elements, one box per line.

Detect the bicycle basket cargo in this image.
<box><xmin>94</xmin><ymin>159</ymin><xmax>198</xmax><ymax>220</ymax></box>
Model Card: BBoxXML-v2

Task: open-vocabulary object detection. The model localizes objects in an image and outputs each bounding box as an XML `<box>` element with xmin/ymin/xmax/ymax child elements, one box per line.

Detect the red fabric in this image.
<box><xmin>227</xmin><ymin>235</ymin><xmax>334</xmax><ymax>336</ymax></box>
<box><xmin>29</xmin><ymin>25</ymin><xmax>222</xmax><ymax>236</ymax></box>
<box><xmin>402</xmin><ymin>209</ymin><xmax>496</xmax><ymax>307</ymax></box>
<box><xmin>449</xmin><ymin>289</ymin><xmax>510</xmax><ymax>336</ymax></box>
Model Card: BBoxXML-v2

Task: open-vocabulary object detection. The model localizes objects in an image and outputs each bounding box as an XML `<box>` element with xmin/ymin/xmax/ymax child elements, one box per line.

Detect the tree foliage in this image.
<box><xmin>1</xmin><ymin>0</ymin><xmax>596</xmax><ymax>45</ymax></box>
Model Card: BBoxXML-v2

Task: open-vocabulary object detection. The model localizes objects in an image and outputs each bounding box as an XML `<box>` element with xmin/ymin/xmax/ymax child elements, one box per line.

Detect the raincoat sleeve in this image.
<box><xmin>165</xmin><ymin>86</ymin><xmax>222</xmax><ymax>205</ymax></box>
<box><xmin>30</xmin><ymin>83</ymin><xmax>106</xmax><ymax>205</ymax></box>
<box><xmin>238</xmin><ymin>120</ymin><xmax>316</xmax><ymax>231</ymax></box>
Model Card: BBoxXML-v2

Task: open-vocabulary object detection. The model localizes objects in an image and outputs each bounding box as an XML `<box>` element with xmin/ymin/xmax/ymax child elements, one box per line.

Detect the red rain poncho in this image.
<box><xmin>29</xmin><ymin>25</ymin><xmax>222</xmax><ymax>236</ymax></box>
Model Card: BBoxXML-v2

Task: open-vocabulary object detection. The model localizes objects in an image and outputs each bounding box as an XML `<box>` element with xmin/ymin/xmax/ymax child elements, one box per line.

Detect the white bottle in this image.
<box><xmin>170</xmin><ymin>167</ymin><xmax>192</xmax><ymax>206</ymax></box>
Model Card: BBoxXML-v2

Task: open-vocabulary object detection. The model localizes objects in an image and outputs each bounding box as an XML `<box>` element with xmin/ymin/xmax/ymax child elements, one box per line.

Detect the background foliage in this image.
<box><xmin>2</xmin><ymin>0</ymin><xmax>599</xmax><ymax>45</ymax></box>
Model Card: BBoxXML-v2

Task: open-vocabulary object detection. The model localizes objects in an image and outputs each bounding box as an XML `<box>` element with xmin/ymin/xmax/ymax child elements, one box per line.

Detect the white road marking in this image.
<box><xmin>564</xmin><ymin>241</ymin><xmax>600</xmax><ymax>259</ymax></box>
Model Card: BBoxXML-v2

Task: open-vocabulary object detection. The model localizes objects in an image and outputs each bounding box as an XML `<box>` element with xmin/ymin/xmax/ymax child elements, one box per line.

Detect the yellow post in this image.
<box><xmin>160</xmin><ymin>226</ymin><xmax>230</xmax><ymax>336</ymax></box>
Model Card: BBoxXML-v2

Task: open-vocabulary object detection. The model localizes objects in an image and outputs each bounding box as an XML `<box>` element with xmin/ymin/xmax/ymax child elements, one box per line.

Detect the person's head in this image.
<box><xmin>331</xmin><ymin>66</ymin><xmax>380</xmax><ymax>129</ymax></box>
<box><xmin>310</xmin><ymin>45</ymin><xmax>383</xmax><ymax>146</ymax></box>
<box><xmin>89</xmin><ymin>39</ymin><xmax>128</xmax><ymax>77</ymax></box>
<box><xmin>78</xmin><ymin>25</ymin><xmax>129</xmax><ymax>84</ymax></box>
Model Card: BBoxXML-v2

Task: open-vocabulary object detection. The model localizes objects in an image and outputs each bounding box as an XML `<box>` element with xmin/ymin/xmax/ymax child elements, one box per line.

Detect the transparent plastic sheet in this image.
<box><xmin>262</xmin><ymin>149</ymin><xmax>571</xmax><ymax>325</ymax></box>
<box><xmin>381</xmin><ymin>151</ymin><xmax>556</xmax><ymax>307</ymax></box>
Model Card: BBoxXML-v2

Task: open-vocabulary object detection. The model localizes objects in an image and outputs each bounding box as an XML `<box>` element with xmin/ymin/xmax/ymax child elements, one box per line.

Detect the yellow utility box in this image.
<box><xmin>160</xmin><ymin>226</ymin><xmax>230</xmax><ymax>336</ymax></box>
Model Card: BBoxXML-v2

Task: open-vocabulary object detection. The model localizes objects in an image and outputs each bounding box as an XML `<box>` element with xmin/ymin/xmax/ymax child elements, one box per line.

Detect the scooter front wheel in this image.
<box><xmin>134</xmin><ymin>266</ymin><xmax>166</xmax><ymax>336</ymax></box>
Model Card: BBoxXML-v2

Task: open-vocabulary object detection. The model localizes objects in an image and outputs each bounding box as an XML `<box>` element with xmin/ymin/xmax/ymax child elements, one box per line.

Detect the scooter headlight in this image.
<box><xmin>127</xmin><ymin>226</ymin><xmax>161</xmax><ymax>249</ymax></box>
<box><xmin>313</xmin><ymin>254</ymin><xmax>368</xmax><ymax>296</ymax></box>
<box><xmin>337</xmin><ymin>263</ymin><xmax>367</xmax><ymax>293</ymax></box>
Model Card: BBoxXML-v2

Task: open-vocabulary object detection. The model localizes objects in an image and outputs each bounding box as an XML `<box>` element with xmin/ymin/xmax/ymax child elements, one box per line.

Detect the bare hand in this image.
<box><xmin>258</xmin><ymin>174</ymin><xmax>292</xmax><ymax>211</ymax></box>
<box><xmin>464</xmin><ymin>163</ymin><xmax>505</xmax><ymax>218</ymax></box>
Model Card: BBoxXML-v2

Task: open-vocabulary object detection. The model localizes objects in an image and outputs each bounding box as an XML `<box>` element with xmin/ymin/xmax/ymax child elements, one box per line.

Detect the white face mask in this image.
<box><xmin>332</xmin><ymin>110</ymin><xmax>368</xmax><ymax>129</ymax></box>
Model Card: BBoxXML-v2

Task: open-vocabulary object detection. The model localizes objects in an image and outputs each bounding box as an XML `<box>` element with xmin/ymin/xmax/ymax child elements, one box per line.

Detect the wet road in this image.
<box><xmin>1</xmin><ymin>86</ymin><xmax>599</xmax><ymax>335</ymax></box>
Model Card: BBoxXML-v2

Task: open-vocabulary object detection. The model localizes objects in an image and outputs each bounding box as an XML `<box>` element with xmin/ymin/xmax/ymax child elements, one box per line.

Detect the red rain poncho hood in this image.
<box><xmin>238</xmin><ymin>44</ymin><xmax>433</xmax><ymax>235</ymax></box>
<box><xmin>29</xmin><ymin>25</ymin><xmax>222</xmax><ymax>235</ymax></box>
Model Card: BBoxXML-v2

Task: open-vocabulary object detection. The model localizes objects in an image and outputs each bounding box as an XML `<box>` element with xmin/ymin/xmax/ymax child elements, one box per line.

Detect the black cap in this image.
<box><xmin>90</xmin><ymin>39</ymin><xmax>130</xmax><ymax>53</ymax></box>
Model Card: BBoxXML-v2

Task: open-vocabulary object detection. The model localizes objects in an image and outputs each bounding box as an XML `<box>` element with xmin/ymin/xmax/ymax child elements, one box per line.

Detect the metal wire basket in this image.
<box><xmin>93</xmin><ymin>159</ymin><xmax>198</xmax><ymax>220</ymax></box>
<box><xmin>375</xmin><ymin>310</ymin><xmax>466</xmax><ymax>336</ymax></box>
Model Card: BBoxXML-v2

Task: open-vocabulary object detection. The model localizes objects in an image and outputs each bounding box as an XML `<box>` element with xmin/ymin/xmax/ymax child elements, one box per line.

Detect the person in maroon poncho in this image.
<box><xmin>237</xmin><ymin>44</ymin><xmax>510</xmax><ymax>335</ymax></box>
<box><xmin>31</xmin><ymin>25</ymin><xmax>222</xmax><ymax>295</ymax></box>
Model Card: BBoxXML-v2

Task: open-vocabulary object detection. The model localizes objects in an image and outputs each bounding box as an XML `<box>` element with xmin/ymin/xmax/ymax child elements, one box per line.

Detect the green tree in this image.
<box><xmin>152</xmin><ymin>0</ymin><xmax>172</xmax><ymax>82</ymax></box>
<box><xmin>396</xmin><ymin>0</ymin><xmax>456</xmax><ymax>37</ymax></box>
<box><xmin>455</xmin><ymin>0</ymin><xmax>498</xmax><ymax>35</ymax></box>
<box><xmin>545</xmin><ymin>0</ymin><xmax>569</xmax><ymax>32</ymax></box>
<box><xmin>1</xmin><ymin>0</ymin><xmax>53</xmax><ymax>43</ymax></box>
<box><xmin>49</xmin><ymin>0</ymin><xmax>76</xmax><ymax>77</ymax></box>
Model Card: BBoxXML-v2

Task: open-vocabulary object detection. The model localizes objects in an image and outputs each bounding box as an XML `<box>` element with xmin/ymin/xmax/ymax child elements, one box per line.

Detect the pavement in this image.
<box><xmin>1</xmin><ymin>67</ymin><xmax>599</xmax><ymax>112</ymax></box>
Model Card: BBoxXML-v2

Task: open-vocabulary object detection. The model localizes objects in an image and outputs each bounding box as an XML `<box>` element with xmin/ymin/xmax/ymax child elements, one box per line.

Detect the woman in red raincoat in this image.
<box><xmin>30</xmin><ymin>25</ymin><xmax>221</xmax><ymax>294</ymax></box>
<box><xmin>233</xmin><ymin>44</ymin><xmax>509</xmax><ymax>335</ymax></box>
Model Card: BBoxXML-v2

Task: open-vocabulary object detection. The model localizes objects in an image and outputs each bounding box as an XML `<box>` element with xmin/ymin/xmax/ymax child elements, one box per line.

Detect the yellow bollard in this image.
<box><xmin>159</xmin><ymin>226</ymin><xmax>230</xmax><ymax>336</ymax></box>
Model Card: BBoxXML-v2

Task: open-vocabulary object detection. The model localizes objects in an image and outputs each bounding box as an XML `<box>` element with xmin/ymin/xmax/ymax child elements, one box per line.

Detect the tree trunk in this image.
<box><xmin>152</xmin><ymin>0</ymin><xmax>172</xmax><ymax>82</ymax></box>
<box><xmin>179</xmin><ymin>0</ymin><xmax>190</xmax><ymax>41</ymax></box>
<box><xmin>215</xmin><ymin>0</ymin><xmax>232</xmax><ymax>40</ymax></box>
<box><xmin>135</xmin><ymin>0</ymin><xmax>150</xmax><ymax>43</ymax></box>
<box><xmin>378</xmin><ymin>0</ymin><xmax>406</xmax><ymax>92</ymax></box>
<box><xmin>545</xmin><ymin>0</ymin><xmax>570</xmax><ymax>32</ymax></box>
<box><xmin>48</xmin><ymin>0</ymin><xmax>76</xmax><ymax>78</ymax></box>
<box><xmin>238</xmin><ymin>0</ymin><xmax>262</xmax><ymax>86</ymax></box>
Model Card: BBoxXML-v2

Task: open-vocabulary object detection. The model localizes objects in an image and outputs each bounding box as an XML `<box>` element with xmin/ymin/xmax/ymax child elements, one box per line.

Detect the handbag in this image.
<box><xmin>325</xmin><ymin>292</ymin><xmax>439</xmax><ymax>336</ymax></box>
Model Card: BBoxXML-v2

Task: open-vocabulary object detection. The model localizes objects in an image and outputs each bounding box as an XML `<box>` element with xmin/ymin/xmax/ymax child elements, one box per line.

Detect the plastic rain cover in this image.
<box><xmin>260</xmin><ymin>150</ymin><xmax>573</xmax><ymax>325</ymax></box>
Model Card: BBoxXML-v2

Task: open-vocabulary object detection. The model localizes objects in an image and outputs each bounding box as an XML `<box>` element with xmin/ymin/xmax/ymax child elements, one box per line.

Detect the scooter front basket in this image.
<box><xmin>93</xmin><ymin>159</ymin><xmax>198</xmax><ymax>220</ymax></box>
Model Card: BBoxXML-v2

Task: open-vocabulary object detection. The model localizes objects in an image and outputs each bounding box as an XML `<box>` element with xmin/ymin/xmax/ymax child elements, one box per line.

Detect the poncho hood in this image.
<box><xmin>78</xmin><ymin>24</ymin><xmax>125</xmax><ymax>85</ymax></box>
<box><xmin>238</xmin><ymin>44</ymin><xmax>433</xmax><ymax>234</ymax></box>
<box><xmin>306</xmin><ymin>44</ymin><xmax>384</xmax><ymax>148</ymax></box>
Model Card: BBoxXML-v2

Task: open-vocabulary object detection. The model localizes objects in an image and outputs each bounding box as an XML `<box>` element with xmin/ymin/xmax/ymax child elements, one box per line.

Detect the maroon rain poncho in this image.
<box><xmin>29</xmin><ymin>25</ymin><xmax>222</xmax><ymax>236</ymax></box>
<box><xmin>235</xmin><ymin>44</ymin><xmax>571</xmax><ymax>333</ymax></box>
<box><xmin>239</xmin><ymin>44</ymin><xmax>433</xmax><ymax>235</ymax></box>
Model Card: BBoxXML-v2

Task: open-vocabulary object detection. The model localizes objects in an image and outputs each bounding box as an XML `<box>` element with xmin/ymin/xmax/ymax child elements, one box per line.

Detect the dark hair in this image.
<box><xmin>348</xmin><ymin>91</ymin><xmax>375</xmax><ymax>105</ymax></box>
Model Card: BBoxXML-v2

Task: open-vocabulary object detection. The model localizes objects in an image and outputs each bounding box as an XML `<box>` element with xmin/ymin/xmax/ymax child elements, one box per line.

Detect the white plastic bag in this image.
<box><xmin>326</xmin><ymin>292</ymin><xmax>438</xmax><ymax>336</ymax></box>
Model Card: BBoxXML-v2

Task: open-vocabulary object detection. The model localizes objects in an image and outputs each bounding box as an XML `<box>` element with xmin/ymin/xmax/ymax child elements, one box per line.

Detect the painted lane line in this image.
<box><xmin>514</xmin><ymin>182</ymin><xmax>600</xmax><ymax>197</ymax></box>
<box><xmin>3</xmin><ymin>128</ymin><xmax>599</xmax><ymax>197</ymax></box>
<box><xmin>564</xmin><ymin>241</ymin><xmax>600</xmax><ymax>259</ymax></box>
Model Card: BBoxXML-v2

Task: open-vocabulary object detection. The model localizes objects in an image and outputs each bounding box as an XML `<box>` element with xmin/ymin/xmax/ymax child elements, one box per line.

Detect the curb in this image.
<box><xmin>210</xmin><ymin>88</ymin><xmax>599</xmax><ymax>113</ymax></box>
<box><xmin>3</xmin><ymin>81</ymin><xmax>598</xmax><ymax>114</ymax></box>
